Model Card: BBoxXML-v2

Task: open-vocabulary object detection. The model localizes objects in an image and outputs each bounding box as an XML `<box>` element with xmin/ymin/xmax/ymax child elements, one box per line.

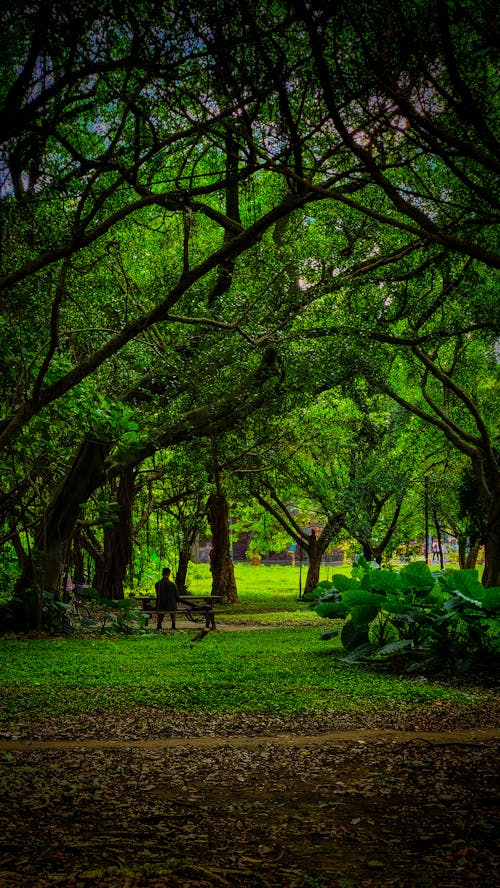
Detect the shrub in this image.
<box><xmin>304</xmin><ymin>557</ymin><xmax>500</xmax><ymax>676</ymax></box>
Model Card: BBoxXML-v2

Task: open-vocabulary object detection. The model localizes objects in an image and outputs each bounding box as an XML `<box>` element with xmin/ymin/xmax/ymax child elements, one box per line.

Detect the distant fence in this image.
<box><xmin>227</xmin><ymin>553</ymin><xmax>345</xmax><ymax>567</ymax></box>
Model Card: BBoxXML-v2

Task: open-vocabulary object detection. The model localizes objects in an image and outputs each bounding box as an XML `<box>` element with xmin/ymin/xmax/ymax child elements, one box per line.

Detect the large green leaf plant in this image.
<box><xmin>305</xmin><ymin>557</ymin><xmax>500</xmax><ymax>676</ymax></box>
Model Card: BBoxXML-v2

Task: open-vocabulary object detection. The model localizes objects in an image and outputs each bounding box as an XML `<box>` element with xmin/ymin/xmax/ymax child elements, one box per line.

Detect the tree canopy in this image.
<box><xmin>1</xmin><ymin>0</ymin><xmax>499</xmax><ymax>628</ymax></box>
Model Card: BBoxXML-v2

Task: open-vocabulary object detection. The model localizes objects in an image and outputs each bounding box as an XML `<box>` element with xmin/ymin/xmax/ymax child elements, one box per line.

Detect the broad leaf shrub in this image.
<box><xmin>304</xmin><ymin>557</ymin><xmax>500</xmax><ymax>676</ymax></box>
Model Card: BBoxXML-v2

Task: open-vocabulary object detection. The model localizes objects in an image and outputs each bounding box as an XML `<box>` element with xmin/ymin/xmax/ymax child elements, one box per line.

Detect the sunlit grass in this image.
<box><xmin>0</xmin><ymin>628</ymin><xmax>484</xmax><ymax>722</ymax></box>
<box><xmin>182</xmin><ymin>561</ymin><xmax>351</xmax><ymax>614</ymax></box>
<box><xmin>1</xmin><ymin>559</ymin><xmax>493</xmax><ymax>726</ymax></box>
<box><xmin>218</xmin><ymin>610</ymin><xmax>328</xmax><ymax>626</ymax></box>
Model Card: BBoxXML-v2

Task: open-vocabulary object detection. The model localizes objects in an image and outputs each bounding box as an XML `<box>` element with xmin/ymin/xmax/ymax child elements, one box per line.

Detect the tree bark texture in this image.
<box><xmin>482</xmin><ymin>484</ymin><xmax>500</xmax><ymax>587</ymax></box>
<box><xmin>13</xmin><ymin>438</ymin><xmax>109</xmax><ymax>627</ymax></box>
<box><xmin>304</xmin><ymin>540</ymin><xmax>324</xmax><ymax>596</ymax></box>
<box><xmin>206</xmin><ymin>492</ymin><xmax>237</xmax><ymax>604</ymax></box>
<box><xmin>93</xmin><ymin>468</ymin><xmax>135</xmax><ymax>600</ymax></box>
<box><xmin>304</xmin><ymin>521</ymin><xmax>340</xmax><ymax>596</ymax></box>
<box><xmin>175</xmin><ymin>544</ymin><xmax>191</xmax><ymax>596</ymax></box>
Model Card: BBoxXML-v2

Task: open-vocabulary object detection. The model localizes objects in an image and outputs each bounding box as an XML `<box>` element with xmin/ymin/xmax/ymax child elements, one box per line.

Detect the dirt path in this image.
<box><xmin>1</xmin><ymin>712</ymin><xmax>499</xmax><ymax>887</ymax></box>
<box><xmin>1</xmin><ymin>625</ymin><xmax>498</xmax><ymax>887</ymax></box>
<box><xmin>0</xmin><ymin>725</ymin><xmax>498</xmax><ymax>751</ymax></box>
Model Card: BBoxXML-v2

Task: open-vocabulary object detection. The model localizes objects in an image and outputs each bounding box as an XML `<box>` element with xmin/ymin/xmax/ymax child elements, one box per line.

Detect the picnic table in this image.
<box><xmin>135</xmin><ymin>594</ymin><xmax>221</xmax><ymax>630</ymax></box>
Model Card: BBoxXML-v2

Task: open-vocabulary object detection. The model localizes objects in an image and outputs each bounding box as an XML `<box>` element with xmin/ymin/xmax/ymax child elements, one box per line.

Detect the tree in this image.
<box><xmin>295</xmin><ymin>263</ymin><xmax>499</xmax><ymax>584</ymax></box>
<box><xmin>10</xmin><ymin>346</ymin><xmax>284</xmax><ymax>625</ymax></box>
<box><xmin>3</xmin><ymin>1</ymin><xmax>500</xmax><ymax>631</ymax></box>
<box><xmin>138</xmin><ymin>447</ymin><xmax>211</xmax><ymax>595</ymax></box>
<box><xmin>232</xmin><ymin>409</ymin><xmax>345</xmax><ymax>596</ymax></box>
<box><xmin>92</xmin><ymin>467</ymin><xmax>135</xmax><ymax>601</ymax></box>
<box><xmin>253</xmin><ymin>486</ymin><xmax>342</xmax><ymax>596</ymax></box>
<box><xmin>330</xmin><ymin>399</ymin><xmax>418</xmax><ymax>566</ymax></box>
<box><xmin>1</xmin><ymin>1</ymin><xmax>331</xmax><ymax>454</ymax></box>
<box><xmin>455</xmin><ymin>467</ymin><xmax>490</xmax><ymax>569</ymax></box>
<box><xmin>288</xmin><ymin>0</ymin><xmax>500</xmax><ymax>268</ymax></box>
<box><xmin>206</xmin><ymin>489</ymin><xmax>237</xmax><ymax>605</ymax></box>
<box><xmin>2</xmin><ymin>2</ymin><xmax>332</xmax><ymax>626</ymax></box>
<box><xmin>279</xmin><ymin>2</ymin><xmax>500</xmax><ymax>582</ymax></box>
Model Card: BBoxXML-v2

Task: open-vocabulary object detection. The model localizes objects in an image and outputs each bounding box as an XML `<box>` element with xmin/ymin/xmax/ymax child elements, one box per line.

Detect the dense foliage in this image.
<box><xmin>0</xmin><ymin>1</ymin><xmax>498</xmax><ymax>632</ymax></box>
<box><xmin>306</xmin><ymin>558</ymin><xmax>500</xmax><ymax>676</ymax></box>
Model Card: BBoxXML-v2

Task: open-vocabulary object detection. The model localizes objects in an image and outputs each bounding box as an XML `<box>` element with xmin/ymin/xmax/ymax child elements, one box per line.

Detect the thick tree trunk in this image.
<box><xmin>80</xmin><ymin>525</ymin><xmax>105</xmax><ymax>589</ymax></box>
<box><xmin>359</xmin><ymin>499</ymin><xmax>403</xmax><ymax>568</ymax></box>
<box><xmin>206</xmin><ymin>492</ymin><xmax>237</xmax><ymax>604</ymax></box>
<box><xmin>8</xmin><ymin>520</ymin><xmax>28</xmax><ymax>572</ymax></box>
<box><xmin>482</xmin><ymin>484</ymin><xmax>500</xmax><ymax>587</ymax></box>
<box><xmin>175</xmin><ymin>544</ymin><xmax>190</xmax><ymax>596</ymax></box>
<box><xmin>304</xmin><ymin>549</ymin><xmax>322</xmax><ymax>596</ymax></box>
<box><xmin>433</xmin><ymin>511</ymin><xmax>445</xmax><ymax>570</ymax></box>
<box><xmin>172</xmin><ymin>504</ymin><xmax>205</xmax><ymax>594</ymax></box>
<box><xmin>304</xmin><ymin>527</ymin><xmax>338</xmax><ymax>596</ymax></box>
<box><xmin>362</xmin><ymin>542</ymin><xmax>382</xmax><ymax>565</ymax></box>
<box><xmin>71</xmin><ymin>529</ymin><xmax>86</xmax><ymax>586</ymax></box>
<box><xmin>458</xmin><ymin>536</ymin><xmax>467</xmax><ymax>569</ymax></box>
<box><xmin>93</xmin><ymin>468</ymin><xmax>134</xmax><ymax>600</ymax></box>
<box><xmin>465</xmin><ymin>542</ymin><xmax>480</xmax><ymax>570</ymax></box>
<box><xmin>13</xmin><ymin>438</ymin><xmax>109</xmax><ymax>629</ymax></box>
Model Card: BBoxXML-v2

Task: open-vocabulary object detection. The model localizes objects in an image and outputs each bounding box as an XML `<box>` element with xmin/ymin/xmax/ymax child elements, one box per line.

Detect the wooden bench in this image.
<box><xmin>136</xmin><ymin>595</ymin><xmax>220</xmax><ymax>630</ymax></box>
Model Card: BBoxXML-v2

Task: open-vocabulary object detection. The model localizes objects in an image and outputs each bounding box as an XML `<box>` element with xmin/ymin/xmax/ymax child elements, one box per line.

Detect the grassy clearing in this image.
<box><xmin>181</xmin><ymin>561</ymin><xmax>350</xmax><ymax>615</ymax></box>
<box><xmin>177</xmin><ymin>560</ymin><xmax>462</xmax><ymax>612</ymax></box>
<box><xmin>0</xmin><ymin>627</ymin><xmax>491</xmax><ymax>724</ymax></box>
<box><xmin>171</xmin><ymin>561</ymin><xmax>346</xmax><ymax>625</ymax></box>
<box><xmin>0</xmin><ymin>562</ymin><xmax>495</xmax><ymax>726</ymax></box>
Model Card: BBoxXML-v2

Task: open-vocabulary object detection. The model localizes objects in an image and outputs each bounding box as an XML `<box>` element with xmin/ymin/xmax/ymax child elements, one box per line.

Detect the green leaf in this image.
<box><xmin>350</xmin><ymin>604</ymin><xmax>379</xmax><ymax>626</ymax></box>
<box><xmin>375</xmin><ymin>639</ymin><xmax>413</xmax><ymax>658</ymax></box>
<box><xmin>366</xmin><ymin>571</ymin><xmax>402</xmax><ymax>594</ymax></box>
<box><xmin>341</xmin><ymin>619</ymin><xmax>370</xmax><ymax>650</ymax></box>
<box><xmin>340</xmin><ymin>642</ymin><xmax>376</xmax><ymax>661</ymax></box>
<box><xmin>342</xmin><ymin>589</ymin><xmax>386</xmax><ymax>610</ymax></box>
<box><xmin>320</xmin><ymin>629</ymin><xmax>340</xmax><ymax>640</ymax></box>
<box><xmin>315</xmin><ymin>601</ymin><xmax>348</xmax><ymax>619</ymax></box>
<box><xmin>439</xmin><ymin>570</ymin><xmax>500</xmax><ymax>611</ymax></box>
<box><xmin>329</xmin><ymin>575</ymin><xmax>361</xmax><ymax>593</ymax></box>
<box><xmin>380</xmin><ymin>595</ymin><xmax>411</xmax><ymax>614</ymax></box>
<box><xmin>399</xmin><ymin>562</ymin><xmax>435</xmax><ymax>593</ymax></box>
<box><xmin>315</xmin><ymin>580</ymin><xmax>338</xmax><ymax>590</ymax></box>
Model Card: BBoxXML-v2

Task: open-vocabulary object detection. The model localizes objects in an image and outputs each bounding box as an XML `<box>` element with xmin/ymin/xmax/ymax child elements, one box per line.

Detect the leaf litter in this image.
<box><xmin>0</xmin><ymin>702</ymin><xmax>499</xmax><ymax>887</ymax></box>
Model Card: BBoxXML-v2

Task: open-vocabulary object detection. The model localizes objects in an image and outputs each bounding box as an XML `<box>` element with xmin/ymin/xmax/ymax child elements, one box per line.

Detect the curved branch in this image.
<box><xmin>0</xmin><ymin>191</ymin><xmax>315</xmax><ymax>451</ymax></box>
<box><xmin>412</xmin><ymin>344</ymin><xmax>493</xmax><ymax>450</ymax></box>
<box><xmin>380</xmin><ymin>382</ymin><xmax>481</xmax><ymax>461</ymax></box>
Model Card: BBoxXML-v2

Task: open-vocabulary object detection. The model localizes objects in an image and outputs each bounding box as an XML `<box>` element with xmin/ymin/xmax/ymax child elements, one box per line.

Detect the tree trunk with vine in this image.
<box><xmin>13</xmin><ymin>439</ymin><xmax>109</xmax><ymax>629</ymax></box>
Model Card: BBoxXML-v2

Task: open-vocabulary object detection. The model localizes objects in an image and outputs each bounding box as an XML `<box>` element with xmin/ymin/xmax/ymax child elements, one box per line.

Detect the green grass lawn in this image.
<box><xmin>174</xmin><ymin>561</ymin><xmax>346</xmax><ymax>624</ymax></box>
<box><xmin>178</xmin><ymin>560</ymin><xmax>467</xmax><ymax>606</ymax></box>
<box><xmin>179</xmin><ymin>561</ymin><xmax>349</xmax><ymax>614</ymax></box>
<box><xmin>0</xmin><ymin>626</ymin><xmax>491</xmax><ymax>724</ymax></box>
<box><xmin>0</xmin><ymin>561</ymin><xmax>494</xmax><ymax>726</ymax></box>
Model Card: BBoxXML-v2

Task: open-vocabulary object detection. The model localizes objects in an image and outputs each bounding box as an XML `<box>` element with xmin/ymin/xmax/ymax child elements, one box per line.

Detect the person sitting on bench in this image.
<box><xmin>154</xmin><ymin>567</ymin><xmax>179</xmax><ymax>631</ymax></box>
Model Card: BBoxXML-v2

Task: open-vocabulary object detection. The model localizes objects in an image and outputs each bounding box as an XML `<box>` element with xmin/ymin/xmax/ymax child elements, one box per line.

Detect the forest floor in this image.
<box><xmin>0</xmin><ymin>620</ymin><xmax>499</xmax><ymax>887</ymax></box>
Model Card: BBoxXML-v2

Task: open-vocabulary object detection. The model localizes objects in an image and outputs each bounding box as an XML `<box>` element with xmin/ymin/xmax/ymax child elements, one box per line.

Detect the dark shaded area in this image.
<box><xmin>0</xmin><ymin>710</ymin><xmax>498</xmax><ymax>887</ymax></box>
